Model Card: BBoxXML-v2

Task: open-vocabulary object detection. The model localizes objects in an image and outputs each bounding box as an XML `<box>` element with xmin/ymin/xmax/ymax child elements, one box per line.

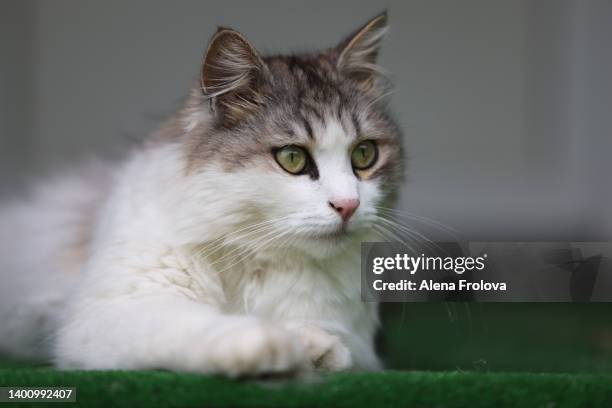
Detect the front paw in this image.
<box><xmin>206</xmin><ymin>321</ymin><xmax>308</xmax><ymax>377</ymax></box>
<box><xmin>295</xmin><ymin>326</ymin><xmax>352</xmax><ymax>371</ymax></box>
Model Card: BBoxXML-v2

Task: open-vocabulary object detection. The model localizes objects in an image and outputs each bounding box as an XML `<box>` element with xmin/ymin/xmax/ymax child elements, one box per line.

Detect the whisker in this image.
<box><xmin>198</xmin><ymin>222</ymin><xmax>278</xmax><ymax>261</ymax></box>
<box><xmin>374</xmin><ymin>215</ymin><xmax>447</xmax><ymax>256</ymax></box>
<box><xmin>374</xmin><ymin>205</ymin><xmax>460</xmax><ymax>239</ymax></box>
<box><xmin>372</xmin><ymin>223</ymin><xmax>418</xmax><ymax>254</ymax></box>
<box><xmin>213</xmin><ymin>225</ymin><xmax>295</xmax><ymax>276</ymax></box>
<box><xmin>197</xmin><ymin>216</ymin><xmax>293</xmax><ymax>259</ymax></box>
<box><xmin>209</xmin><ymin>226</ymin><xmax>283</xmax><ymax>272</ymax></box>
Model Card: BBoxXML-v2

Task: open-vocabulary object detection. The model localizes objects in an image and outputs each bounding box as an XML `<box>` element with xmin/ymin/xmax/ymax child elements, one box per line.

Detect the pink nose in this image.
<box><xmin>329</xmin><ymin>199</ymin><xmax>360</xmax><ymax>222</ymax></box>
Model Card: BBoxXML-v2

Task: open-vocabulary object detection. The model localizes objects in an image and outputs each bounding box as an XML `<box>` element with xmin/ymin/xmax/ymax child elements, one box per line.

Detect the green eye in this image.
<box><xmin>351</xmin><ymin>140</ymin><xmax>378</xmax><ymax>170</ymax></box>
<box><xmin>275</xmin><ymin>145</ymin><xmax>308</xmax><ymax>174</ymax></box>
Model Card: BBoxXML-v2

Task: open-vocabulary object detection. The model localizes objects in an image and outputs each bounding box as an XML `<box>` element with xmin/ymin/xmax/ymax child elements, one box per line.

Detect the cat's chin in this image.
<box><xmin>281</xmin><ymin>227</ymin><xmax>370</xmax><ymax>260</ymax></box>
<box><xmin>288</xmin><ymin>239</ymin><xmax>352</xmax><ymax>259</ymax></box>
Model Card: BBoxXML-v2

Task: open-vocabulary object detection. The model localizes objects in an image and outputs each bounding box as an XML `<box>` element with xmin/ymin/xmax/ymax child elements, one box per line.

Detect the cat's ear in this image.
<box><xmin>336</xmin><ymin>12</ymin><xmax>388</xmax><ymax>90</ymax></box>
<box><xmin>201</xmin><ymin>27</ymin><xmax>266</xmax><ymax>128</ymax></box>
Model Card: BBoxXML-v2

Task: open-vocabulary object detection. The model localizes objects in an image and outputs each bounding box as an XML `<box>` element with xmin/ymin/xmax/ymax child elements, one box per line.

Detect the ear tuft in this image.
<box><xmin>201</xmin><ymin>28</ymin><xmax>266</xmax><ymax>127</ymax></box>
<box><xmin>336</xmin><ymin>12</ymin><xmax>388</xmax><ymax>88</ymax></box>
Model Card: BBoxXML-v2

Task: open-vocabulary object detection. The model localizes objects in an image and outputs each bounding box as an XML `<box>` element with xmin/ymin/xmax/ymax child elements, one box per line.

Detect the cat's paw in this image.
<box><xmin>206</xmin><ymin>322</ymin><xmax>307</xmax><ymax>377</ymax></box>
<box><xmin>295</xmin><ymin>326</ymin><xmax>352</xmax><ymax>371</ymax></box>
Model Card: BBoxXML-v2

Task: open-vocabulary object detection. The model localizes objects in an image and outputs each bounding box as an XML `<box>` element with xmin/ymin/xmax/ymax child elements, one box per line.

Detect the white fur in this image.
<box><xmin>0</xmin><ymin>115</ymin><xmax>383</xmax><ymax>375</ymax></box>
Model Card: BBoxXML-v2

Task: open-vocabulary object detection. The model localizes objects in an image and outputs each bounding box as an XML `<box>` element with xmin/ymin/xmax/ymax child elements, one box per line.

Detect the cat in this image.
<box><xmin>0</xmin><ymin>12</ymin><xmax>403</xmax><ymax>376</ymax></box>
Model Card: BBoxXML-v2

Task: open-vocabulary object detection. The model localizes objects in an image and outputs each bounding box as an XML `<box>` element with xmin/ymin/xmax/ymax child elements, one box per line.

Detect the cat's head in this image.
<box><xmin>181</xmin><ymin>12</ymin><xmax>403</xmax><ymax>258</ymax></box>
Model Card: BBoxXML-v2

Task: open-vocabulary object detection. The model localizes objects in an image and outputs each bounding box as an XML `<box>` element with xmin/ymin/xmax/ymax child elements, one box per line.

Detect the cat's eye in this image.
<box><xmin>351</xmin><ymin>140</ymin><xmax>378</xmax><ymax>170</ymax></box>
<box><xmin>275</xmin><ymin>145</ymin><xmax>308</xmax><ymax>174</ymax></box>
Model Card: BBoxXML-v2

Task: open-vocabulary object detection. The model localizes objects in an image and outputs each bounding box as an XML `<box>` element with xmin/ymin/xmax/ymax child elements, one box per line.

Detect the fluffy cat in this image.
<box><xmin>0</xmin><ymin>12</ymin><xmax>402</xmax><ymax>376</ymax></box>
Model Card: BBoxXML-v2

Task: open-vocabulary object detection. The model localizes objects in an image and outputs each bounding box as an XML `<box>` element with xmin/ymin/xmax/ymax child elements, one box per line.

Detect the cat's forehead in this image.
<box><xmin>265</xmin><ymin>55</ymin><xmax>354</xmax><ymax>112</ymax></box>
<box><xmin>260</xmin><ymin>55</ymin><xmax>369</xmax><ymax>146</ymax></box>
<box><xmin>301</xmin><ymin>116</ymin><xmax>355</xmax><ymax>150</ymax></box>
<box><xmin>265</xmin><ymin>108</ymin><xmax>359</xmax><ymax>150</ymax></box>
<box><xmin>311</xmin><ymin>119</ymin><xmax>354</xmax><ymax>152</ymax></box>
<box><xmin>265</xmin><ymin>54</ymin><xmax>340</xmax><ymax>90</ymax></box>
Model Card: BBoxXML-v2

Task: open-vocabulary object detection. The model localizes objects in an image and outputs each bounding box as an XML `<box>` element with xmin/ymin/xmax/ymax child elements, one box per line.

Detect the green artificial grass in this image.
<box><xmin>1</xmin><ymin>369</ymin><xmax>612</xmax><ymax>408</ymax></box>
<box><xmin>379</xmin><ymin>303</ymin><xmax>612</xmax><ymax>373</ymax></box>
<box><xmin>3</xmin><ymin>304</ymin><xmax>612</xmax><ymax>406</ymax></box>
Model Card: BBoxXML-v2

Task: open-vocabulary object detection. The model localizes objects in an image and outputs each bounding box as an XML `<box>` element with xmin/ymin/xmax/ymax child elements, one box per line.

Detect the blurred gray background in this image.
<box><xmin>1</xmin><ymin>0</ymin><xmax>610</xmax><ymax>241</ymax></box>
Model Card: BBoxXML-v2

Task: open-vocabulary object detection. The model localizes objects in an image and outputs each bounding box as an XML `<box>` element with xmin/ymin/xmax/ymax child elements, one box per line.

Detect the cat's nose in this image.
<box><xmin>329</xmin><ymin>199</ymin><xmax>360</xmax><ymax>222</ymax></box>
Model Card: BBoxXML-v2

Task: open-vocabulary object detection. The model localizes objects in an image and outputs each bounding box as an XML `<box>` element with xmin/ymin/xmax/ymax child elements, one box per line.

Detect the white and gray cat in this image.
<box><xmin>0</xmin><ymin>12</ymin><xmax>403</xmax><ymax>376</ymax></box>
